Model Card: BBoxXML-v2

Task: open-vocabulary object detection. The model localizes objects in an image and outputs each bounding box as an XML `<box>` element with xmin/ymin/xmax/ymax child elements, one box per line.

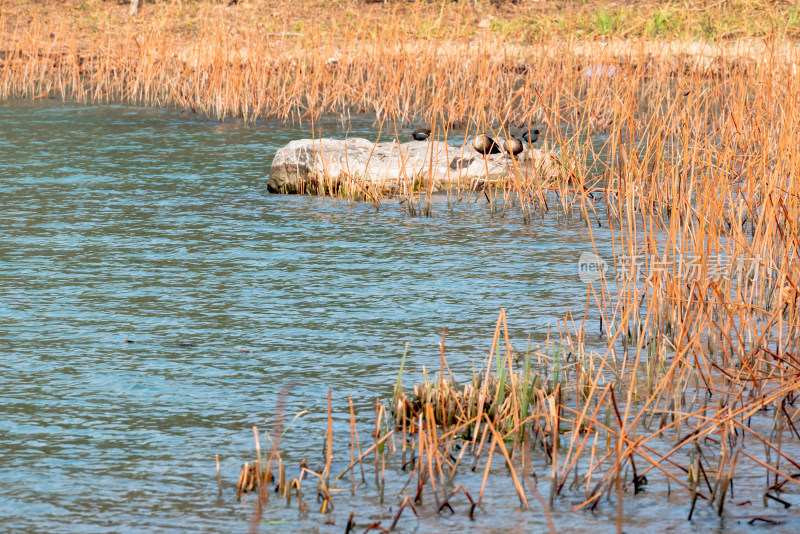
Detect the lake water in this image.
<box><xmin>0</xmin><ymin>103</ymin><xmax>792</xmax><ymax>532</ymax></box>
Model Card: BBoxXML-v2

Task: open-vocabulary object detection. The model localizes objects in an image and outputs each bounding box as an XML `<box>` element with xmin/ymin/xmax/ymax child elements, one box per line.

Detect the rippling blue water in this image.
<box><xmin>2</xmin><ymin>103</ymin><xmax>777</xmax><ymax>533</ymax></box>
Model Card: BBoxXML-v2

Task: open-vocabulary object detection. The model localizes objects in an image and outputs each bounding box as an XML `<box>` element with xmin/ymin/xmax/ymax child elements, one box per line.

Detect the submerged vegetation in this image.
<box><xmin>3</xmin><ymin>0</ymin><xmax>798</xmax><ymax>530</ymax></box>
<box><xmin>238</xmin><ymin>305</ymin><xmax>800</xmax><ymax>530</ymax></box>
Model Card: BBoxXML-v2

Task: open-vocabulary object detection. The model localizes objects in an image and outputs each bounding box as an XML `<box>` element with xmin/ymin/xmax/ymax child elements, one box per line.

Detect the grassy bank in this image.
<box><xmin>2</xmin><ymin>0</ymin><xmax>799</xmax><ymax>123</ymax></box>
<box><xmin>5</xmin><ymin>0</ymin><xmax>800</xmax><ymax>44</ymax></box>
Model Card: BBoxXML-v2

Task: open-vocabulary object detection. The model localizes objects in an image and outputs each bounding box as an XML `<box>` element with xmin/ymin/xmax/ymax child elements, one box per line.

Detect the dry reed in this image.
<box><xmin>234</xmin><ymin>303</ymin><xmax>799</xmax><ymax>530</ymax></box>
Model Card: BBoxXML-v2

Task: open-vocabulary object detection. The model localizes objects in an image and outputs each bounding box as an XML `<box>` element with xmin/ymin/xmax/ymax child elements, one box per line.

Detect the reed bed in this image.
<box><xmin>224</xmin><ymin>32</ymin><xmax>800</xmax><ymax>521</ymax></box>
<box><xmin>2</xmin><ymin>0</ymin><xmax>799</xmax><ymax>126</ymax></box>
<box><xmin>5</xmin><ymin>1</ymin><xmax>797</xmax><ymax>219</ymax></box>
<box><xmin>235</xmin><ymin>308</ymin><xmax>800</xmax><ymax>531</ymax></box>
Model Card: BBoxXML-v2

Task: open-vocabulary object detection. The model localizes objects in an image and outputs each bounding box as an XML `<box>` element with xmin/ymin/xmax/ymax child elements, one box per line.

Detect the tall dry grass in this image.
<box><xmin>2</xmin><ymin>0</ymin><xmax>799</xmax><ymax>125</ymax></box>
<box><xmin>220</xmin><ymin>14</ymin><xmax>799</xmax><ymax>525</ymax></box>
<box><xmin>237</xmin><ymin>304</ymin><xmax>800</xmax><ymax>530</ymax></box>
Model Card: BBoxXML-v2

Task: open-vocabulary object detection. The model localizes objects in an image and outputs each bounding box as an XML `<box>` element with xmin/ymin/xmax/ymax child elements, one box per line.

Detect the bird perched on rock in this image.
<box><xmin>411</xmin><ymin>128</ymin><xmax>431</xmax><ymax>141</ymax></box>
<box><xmin>522</xmin><ymin>129</ymin><xmax>540</xmax><ymax>144</ymax></box>
<box><xmin>503</xmin><ymin>136</ymin><xmax>524</xmax><ymax>156</ymax></box>
<box><xmin>473</xmin><ymin>133</ymin><xmax>501</xmax><ymax>155</ymax></box>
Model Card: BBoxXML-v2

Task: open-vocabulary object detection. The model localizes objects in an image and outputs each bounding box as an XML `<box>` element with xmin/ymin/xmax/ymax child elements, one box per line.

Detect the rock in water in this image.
<box><xmin>268</xmin><ymin>137</ymin><xmax>556</xmax><ymax>195</ymax></box>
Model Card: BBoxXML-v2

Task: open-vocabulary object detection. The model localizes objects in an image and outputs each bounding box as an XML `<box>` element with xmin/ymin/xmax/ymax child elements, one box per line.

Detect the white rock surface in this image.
<box><xmin>268</xmin><ymin>137</ymin><xmax>557</xmax><ymax>195</ymax></box>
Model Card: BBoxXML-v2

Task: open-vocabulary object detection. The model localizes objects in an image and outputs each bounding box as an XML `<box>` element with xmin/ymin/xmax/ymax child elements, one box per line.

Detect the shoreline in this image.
<box><xmin>2</xmin><ymin>1</ymin><xmax>799</xmax><ymax>123</ymax></box>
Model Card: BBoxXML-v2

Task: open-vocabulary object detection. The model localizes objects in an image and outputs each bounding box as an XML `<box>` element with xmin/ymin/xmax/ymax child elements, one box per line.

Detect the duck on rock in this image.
<box><xmin>522</xmin><ymin>129</ymin><xmax>540</xmax><ymax>144</ymax></box>
<box><xmin>503</xmin><ymin>135</ymin><xmax>524</xmax><ymax>156</ymax></box>
<box><xmin>411</xmin><ymin>128</ymin><xmax>431</xmax><ymax>141</ymax></box>
<box><xmin>473</xmin><ymin>133</ymin><xmax>502</xmax><ymax>155</ymax></box>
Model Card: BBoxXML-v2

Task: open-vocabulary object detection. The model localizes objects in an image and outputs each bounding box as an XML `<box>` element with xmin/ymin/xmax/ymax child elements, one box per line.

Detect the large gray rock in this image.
<box><xmin>268</xmin><ymin>137</ymin><xmax>557</xmax><ymax>195</ymax></box>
